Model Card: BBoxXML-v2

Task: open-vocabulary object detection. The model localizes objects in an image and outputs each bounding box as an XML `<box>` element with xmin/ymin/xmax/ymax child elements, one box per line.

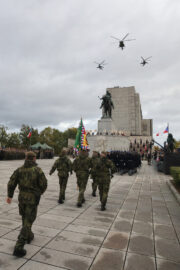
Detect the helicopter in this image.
<box><xmin>111</xmin><ymin>33</ymin><xmax>135</xmax><ymax>50</ymax></box>
<box><xmin>94</xmin><ymin>60</ymin><xmax>107</xmax><ymax>70</ymax></box>
<box><xmin>140</xmin><ymin>56</ymin><xmax>152</xmax><ymax>66</ymax></box>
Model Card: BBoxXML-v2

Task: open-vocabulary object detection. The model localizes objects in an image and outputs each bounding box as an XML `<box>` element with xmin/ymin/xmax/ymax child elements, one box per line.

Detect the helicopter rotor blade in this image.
<box><xmin>125</xmin><ymin>39</ymin><xmax>136</xmax><ymax>42</ymax></box>
<box><xmin>141</xmin><ymin>57</ymin><xmax>145</xmax><ymax>61</ymax></box>
<box><xmin>145</xmin><ymin>56</ymin><xmax>152</xmax><ymax>61</ymax></box>
<box><xmin>122</xmin><ymin>33</ymin><xmax>129</xmax><ymax>41</ymax></box>
<box><xmin>110</xmin><ymin>36</ymin><xmax>120</xmax><ymax>41</ymax></box>
<box><xmin>94</xmin><ymin>61</ymin><xmax>99</xmax><ymax>65</ymax></box>
<box><xmin>100</xmin><ymin>60</ymin><xmax>106</xmax><ymax>65</ymax></box>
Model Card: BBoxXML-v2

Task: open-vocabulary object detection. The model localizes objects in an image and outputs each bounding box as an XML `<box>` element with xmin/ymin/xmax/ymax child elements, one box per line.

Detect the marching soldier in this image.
<box><xmin>6</xmin><ymin>152</ymin><xmax>47</xmax><ymax>257</ymax></box>
<box><xmin>49</xmin><ymin>148</ymin><xmax>72</xmax><ymax>204</ymax></box>
<box><xmin>90</xmin><ymin>151</ymin><xmax>100</xmax><ymax>197</ymax></box>
<box><xmin>96</xmin><ymin>151</ymin><xmax>116</xmax><ymax>211</ymax></box>
<box><xmin>73</xmin><ymin>149</ymin><xmax>91</xmax><ymax>207</ymax></box>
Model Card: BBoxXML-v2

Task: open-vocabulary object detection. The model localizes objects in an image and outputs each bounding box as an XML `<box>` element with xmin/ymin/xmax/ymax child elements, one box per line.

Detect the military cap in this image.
<box><xmin>26</xmin><ymin>151</ymin><xmax>36</xmax><ymax>160</ymax></box>
<box><xmin>93</xmin><ymin>150</ymin><xmax>98</xmax><ymax>154</ymax></box>
<box><xmin>101</xmin><ymin>151</ymin><xmax>107</xmax><ymax>155</ymax></box>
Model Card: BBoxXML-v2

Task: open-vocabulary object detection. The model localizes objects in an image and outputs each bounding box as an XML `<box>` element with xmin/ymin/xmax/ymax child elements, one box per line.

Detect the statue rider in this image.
<box><xmin>99</xmin><ymin>91</ymin><xmax>114</xmax><ymax>118</ymax></box>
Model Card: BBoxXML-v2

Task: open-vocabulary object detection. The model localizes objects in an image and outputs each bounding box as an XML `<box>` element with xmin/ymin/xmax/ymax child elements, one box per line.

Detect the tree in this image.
<box><xmin>0</xmin><ymin>125</ymin><xmax>8</xmax><ymax>148</ymax></box>
<box><xmin>19</xmin><ymin>124</ymin><xmax>39</xmax><ymax>149</ymax></box>
<box><xmin>6</xmin><ymin>132</ymin><xmax>21</xmax><ymax>148</ymax></box>
<box><xmin>63</xmin><ymin>128</ymin><xmax>77</xmax><ymax>146</ymax></box>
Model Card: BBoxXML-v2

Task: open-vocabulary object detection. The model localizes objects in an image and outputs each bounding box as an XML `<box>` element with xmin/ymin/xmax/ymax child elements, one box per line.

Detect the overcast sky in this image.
<box><xmin>0</xmin><ymin>0</ymin><xmax>180</xmax><ymax>142</ymax></box>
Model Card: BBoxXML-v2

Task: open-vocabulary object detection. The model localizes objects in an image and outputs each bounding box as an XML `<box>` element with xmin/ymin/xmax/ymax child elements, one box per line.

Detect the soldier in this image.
<box><xmin>73</xmin><ymin>149</ymin><xmax>91</xmax><ymax>207</ymax></box>
<box><xmin>49</xmin><ymin>148</ymin><xmax>72</xmax><ymax>204</ymax></box>
<box><xmin>96</xmin><ymin>151</ymin><xmax>116</xmax><ymax>211</ymax></box>
<box><xmin>6</xmin><ymin>151</ymin><xmax>47</xmax><ymax>257</ymax></box>
<box><xmin>90</xmin><ymin>151</ymin><xmax>100</xmax><ymax>197</ymax></box>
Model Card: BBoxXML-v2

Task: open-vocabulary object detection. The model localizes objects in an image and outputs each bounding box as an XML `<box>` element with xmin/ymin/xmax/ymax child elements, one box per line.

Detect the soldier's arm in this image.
<box><xmin>7</xmin><ymin>169</ymin><xmax>19</xmax><ymax>199</ymax></box>
<box><xmin>49</xmin><ymin>160</ymin><xmax>58</xmax><ymax>175</ymax></box>
<box><xmin>38</xmin><ymin>168</ymin><xmax>48</xmax><ymax>195</ymax></box>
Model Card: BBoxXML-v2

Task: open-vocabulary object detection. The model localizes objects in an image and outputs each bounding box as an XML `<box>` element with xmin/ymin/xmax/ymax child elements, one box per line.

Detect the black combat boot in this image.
<box><xmin>101</xmin><ymin>204</ymin><xmax>106</xmax><ymax>211</ymax></box>
<box><xmin>58</xmin><ymin>198</ymin><xmax>64</xmax><ymax>204</ymax></box>
<box><xmin>13</xmin><ymin>247</ymin><xmax>27</xmax><ymax>257</ymax></box>
<box><xmin>77</xmin><ymin>202</ymin><xmax>82</xmax><ymax>207</ymax></box>
<box><xmin>82</xmin><ymin>198</ymin><xmax>85</xmax><ymax>203</ymax></box>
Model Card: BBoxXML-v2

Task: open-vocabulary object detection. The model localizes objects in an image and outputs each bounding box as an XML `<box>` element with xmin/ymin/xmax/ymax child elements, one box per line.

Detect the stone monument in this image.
<box><xmin>89</xmin><ymin>86</ymin><xmax>153</xmax><ymax>154</ymax></box>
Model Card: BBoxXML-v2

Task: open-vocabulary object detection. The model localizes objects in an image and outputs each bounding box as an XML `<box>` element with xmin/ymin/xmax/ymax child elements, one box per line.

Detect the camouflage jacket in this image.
<box><xmin>90</xmin><ymin>156</ymin><xmax>100</xmax><ymax>177</ymax></box>
<box><xmin>7</xmin><ymin>160</ymin><xmax>47</xmax><ymax>205</ymax></box>
<box><xmin>96</xmin><ymin>157</ymin><xmax>116</xmax><ymax>178</ymax></box>
<box><xmin>50</xmin><ymin>155</ymin><xmax>72</xmax><ymax>177</ymax></box>
<box><xmin>73</xmin><ymin>154</ymin><xmax>91</xmax><ymax>178</ymax></box>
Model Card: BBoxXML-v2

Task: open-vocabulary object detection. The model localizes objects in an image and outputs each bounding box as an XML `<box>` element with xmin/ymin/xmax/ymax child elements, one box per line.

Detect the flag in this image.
<box><xmin>156</xmin><ymin>132</ymin><xmax>160</xmax><ymax>136</ymax></box>
<box><xmin>74</xmin><ymin>119</ymin><xmax>89</xmax><ymax>153</ymax></box>
<box><xmin>163</xmin><ymin>126</ymin><xmax>169</xmax><ymax>134</ymax></box>
<box><xmin>27</xmin><ymin>128</ymin><xmax>32</xmax><ymax>138</ymax></box>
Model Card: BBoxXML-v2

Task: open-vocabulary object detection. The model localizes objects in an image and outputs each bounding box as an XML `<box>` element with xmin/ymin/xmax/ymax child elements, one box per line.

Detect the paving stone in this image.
<box><xmin>132</xmin><ymin>221</ymin><xmax>153</xmax><ymax>237</ymax></box>
<box><xmin>135</xmin><ymin>211</ymin><xmax>152</xmax><ymax>222</ymax></box>
<box><xmin>157</xmin><ymin>258</ymin><xmax>180</xmax><ymax>270</ymax></box>
<box><xmin>155</xmin><ymin>237</ymin><xmax>180</xmax><ymax>263</ymax></box>
<box><xmin>128</xmin><ymin>235</ymin><xmax>154</xmax><ymax>256</ymax></box>
<box><xmin>57</xmin><ymin>231</ymin><xmax>104</xmax><ymax>246</ymax></box>
<box><xmin>19</xmin><ymin>260</ymin><xmax>65</xmax><ymax>269</ymax></box>
<box><xmin>31</xmin><ymin>225</ymin><xmax>61</xmax><ymax>237</ymax></box>
<box><xmin>0</xmin><ymin>218</ymin><xmax>21</xmax><ymax>229</ymax></box>
<box><xmin>34</xmin><ymin>217</ymin><xmax>67</xmax><ymax>230</ymax></box>
<box><xmin>154</xmin><ymin>224</ymin><xmax>178</xmax><ymax>241</ymax></box>
<box><xmin>46</xmin><ymin>238</ymin><xmax>98</xmax><ymax>257</ymax></box>
<box><xmin>40</xmin><ymin>213</ymin><xmax>74</xmax><ymax>223</ymax></box>
<box><xmin>124</xmin><ymin>253</ymin><xmax>156</xmax><ymax>270</ymax></box>
<box><xmin>0</xmin><ymin>226</ymin><xmax>12</xmax><ymax>237</ymax></box>
<box><xmin>90</xmin><ymin>248</ymin><xmax>125</xmax><ymax>270</ymax></box>
<box><xmin>103</xmin><ymin>231</ymin><xmax>129</xmax><ymax>250</ymax></box>
<box><xmin>118</xmin><ymin>210</ymin><xmax>135</xmax><ymax>220</ymax></box>
<box><xmin>32</xmin><ymin>247</ymin><xmax>92</xmax><ymax>270</ymax></box>
<box><xmin>66</xmin><ymin>224</ymin><xmax>107</xmax><ymax>237</ymax></box>
<box><xmin>0</xmin><ymin>252</ymin><xmax>27</xmax><ymax>269</ymax></box>
<box><xmin>111</xmin><ymin>218</ymin><xmax>133</xmax><ymax>233</ymax></box>
<box><xmin>153</xmin><ymin>214</ymin><xmax>172</xmax><ymax>225</ymax></box>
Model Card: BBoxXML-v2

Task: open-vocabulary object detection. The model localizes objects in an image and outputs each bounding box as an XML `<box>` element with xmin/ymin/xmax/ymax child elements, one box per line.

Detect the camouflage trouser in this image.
<box><xmin>92</xmin><ymin>176</ymin><xmax>98</xmax><ymax>194</ymax></box>
<box><xmin>97</xmin><ymin>177</ymin><xmax>110</xmax><ymax>207</ymax></box>
<box><xmin>77</xmin><ymin>175</ymin><xmax>89</xmax><ymax>204</ymax></box>
<box><xmin>15</xmin><ymin>203</ymin><xmax>37</xmax><ymax>250</ymax></box>
<box><xmin>58</xmin><ymin>176</ymin><xmax>68</xmax><ymax>200</ymax></box>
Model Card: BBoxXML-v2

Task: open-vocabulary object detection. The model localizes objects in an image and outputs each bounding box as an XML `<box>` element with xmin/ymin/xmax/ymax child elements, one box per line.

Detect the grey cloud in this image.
<box><xmin>0</xmin><ymin>0</ymin><xmax>180</xmax><ymax>140</ymax></box>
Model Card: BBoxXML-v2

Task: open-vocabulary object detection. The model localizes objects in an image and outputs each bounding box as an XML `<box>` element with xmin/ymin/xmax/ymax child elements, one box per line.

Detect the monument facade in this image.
<box><xmin>98</xmin><ymin>86</ymin><xmax>152</xmax><ymax>136</ymax></box>
<box><xmin>87</xmin><ymin>86</ymin><xmax>153</xmax><ymax>154</ymax></box>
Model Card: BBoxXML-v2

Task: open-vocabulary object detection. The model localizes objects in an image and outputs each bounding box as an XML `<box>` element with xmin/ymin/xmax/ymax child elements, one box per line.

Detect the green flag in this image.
<box><xmin>74</xmin><ymin>119</ymin><xmax>83</xmax><ymax>152</ymax></box>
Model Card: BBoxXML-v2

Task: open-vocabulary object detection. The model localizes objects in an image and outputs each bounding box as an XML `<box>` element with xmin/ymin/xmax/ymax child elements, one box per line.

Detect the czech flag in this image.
<box><xmin>163</xmin><ymin>126</ymin><xmax>169</xmax><ymax>134</ymax></box>
<box><xmin>27</xmin><ymin>128</ymin><xmax>32</xmax><ymax>138</ymax></box>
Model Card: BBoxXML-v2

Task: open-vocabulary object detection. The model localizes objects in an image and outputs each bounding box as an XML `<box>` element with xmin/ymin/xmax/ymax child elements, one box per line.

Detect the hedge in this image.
<box><xmin>170</xmin><ymin>167</ymin><xmax>180</xmax><ymax>183</ymax></box>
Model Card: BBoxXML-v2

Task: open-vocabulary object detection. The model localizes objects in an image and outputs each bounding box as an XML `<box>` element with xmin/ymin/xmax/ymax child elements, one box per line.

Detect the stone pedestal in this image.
<box><xmin>98</xmin><ymin>118</ymin><xmax>115</xmax><ymax>134</ymax></box>
<box><xmin>87</xmin><ymin>135</ymin><xmax>130</xmax><ymax>155</ymax></box>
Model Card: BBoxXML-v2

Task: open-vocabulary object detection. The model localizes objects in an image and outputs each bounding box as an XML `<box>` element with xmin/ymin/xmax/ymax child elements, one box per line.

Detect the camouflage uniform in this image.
<box><xmin>49</xmin><ymin>150</ymin><xmax>72</xmax><ymax>203</ymax></box>
<box><xmin>96</xmin><ymin>152</ymin><xmax>116</xmax><ymax>210</ymax></box>
<box><xmin>90</xmin><ymin>151</ymin><xmax>100</xmax><ymax>197</ymax></box>
<box><xmin>73</xmin><ymin>150</ymin><xmax>91</xmax><ymax>207</ymax></box>
<box><xmin>7</xmin><ymin>152</ymin><xmax>47</xmax><ymax>257</ymax></box>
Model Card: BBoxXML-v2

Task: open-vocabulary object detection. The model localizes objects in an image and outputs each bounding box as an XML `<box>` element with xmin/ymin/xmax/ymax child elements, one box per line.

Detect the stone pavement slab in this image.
<box><xmin>0</xmin><ymin>160</ymin><xmax>180</xmax><ymax>270</ymax></box>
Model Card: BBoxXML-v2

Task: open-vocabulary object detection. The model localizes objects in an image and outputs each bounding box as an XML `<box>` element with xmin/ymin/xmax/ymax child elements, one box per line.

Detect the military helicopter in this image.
<box><xmin>111</xmin><ymin>33</ymin><xmax>135</xmax><ymax>50</ymax></box>
<box><xmin>94</xmin><ymin>60</ymin><xmax>107</xmax><ymax>70</ymax></box>
<box><xmin>140</xmin><ymin>56</ymin><xmax>152</xmax><ymax>66</ymax></box>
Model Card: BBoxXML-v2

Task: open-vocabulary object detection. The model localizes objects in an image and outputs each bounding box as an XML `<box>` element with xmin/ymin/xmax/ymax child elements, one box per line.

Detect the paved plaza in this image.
<box><xmin>0</xmin><ymin>159</ymin><xmax>180</xmax><ymax>270</ymax></box>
